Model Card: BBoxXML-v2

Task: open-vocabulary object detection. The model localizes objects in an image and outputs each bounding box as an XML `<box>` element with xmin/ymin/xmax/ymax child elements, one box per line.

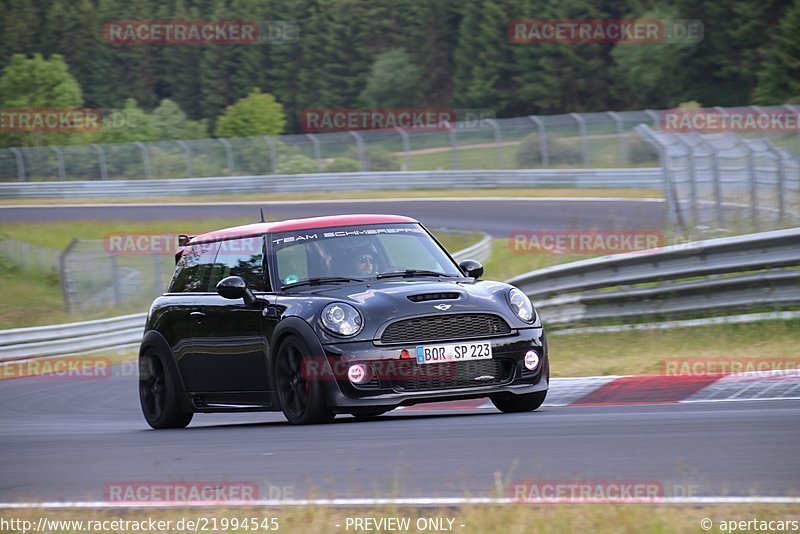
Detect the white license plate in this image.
<box><xmin>415</xmin><ymin>342</ymin><xmax>492</xmax><ymax>365</ymax></box>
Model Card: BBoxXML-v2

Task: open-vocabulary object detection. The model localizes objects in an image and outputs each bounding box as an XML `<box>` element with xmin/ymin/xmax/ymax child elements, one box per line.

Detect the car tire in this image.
<box><xmin>139</xmin><ymin>349</ymin><xmax>193</xmax><ymax>429</ymax></box>
<box><xmin>275</xmin><ymin>336</ymin><xmax>335</xmax><ymax>425</ymax></box>
<box><xmin>490</xmin><ymin>390</ymin><xmax>547</xmax><ymax>413</ymax></box>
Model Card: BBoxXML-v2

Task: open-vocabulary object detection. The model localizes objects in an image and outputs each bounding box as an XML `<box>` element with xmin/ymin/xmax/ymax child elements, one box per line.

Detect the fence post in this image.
<box><xmin>673</xmin><ymin>136</ymin><xmax>699</xmax><ymax>225</ymax></box>
<box><xmin>485</xmin><ymin>118</ymin><xmax>504</xmax><ymax>168</ymax></box>
<box><xmin>50</xmin><ymin>146</ymin><xmax>66</xmax><ymax>180</ymax></box>
<box><xmin>218</xmin><ymin>138</ymin><xmax>235</xmax><ymax>175</ymax></box>
<box><xmin>763</xmin><ymin>139</ymin><xmax>786</xmax><ymax>224</ymax></box>
<box><xmin>607</xmin><ymin>111</ymin><xmax>627</xmax><ymax>165</ymax></box>
<box><xmin>305</xmin><ymin>134</ymin><xmax>322</xmax><ymax>172</ymax></box>
<box><xmin>153</xmin><ymin>254</ymin><xmax>164</xmax><ymax>296</ymax></box>
<box><xmin>110</xmin><ymin>254</ymin><xmax>122</xmax><ymax>307</ymax></box>
<box><xmin>91</xmin><ymin>144</ymin><xmax>108</xmax><ymax>180</ymax></box>
<box><xmin>645</xmin><ymin>109</ymin><xmax>660</xmax><ymax>130</ymax></box>
<box><xmin>134</xmin><ymin>142</ymin><xmax>151</xmax><ymax>179</ymax></box>
<box><xmin>264</xmin><ymin>136</ymin><xmax>278</xmax><ymax>173</ymax></box>
<box><xmin>528</xmin><ymin>115</ymin><xmax>548</xmax><ymax>166</ymax></box>
<box><xmin>570</xmin><ymin>112</ymin><xmax>589</xmax><ymax>165</ymax></box>
<box><xmin>732</xmin><ymin>136</ymin><xmax>759</xmax><ymax>229</ymax></box>
<box><xmin>176</xmin><ymin>140</ymin><xmax>193</xmax><ymax>178</ymax></box>
<box><xmin>9</xmin><ymin>148</ymin><xmax>26</xmax><ymax>181</ymax></box>
<box><xmin>448</xmin><ymin>127</ymin><xmax>459</xmax><ymax>170</ymax></box>
<box><xmin>59</xmin><ymin>238</ymin><xmax>79</xmax><ymax>313</ymax></box>
<box><xmin>394</xmin><ymin>126</ymin><xmax>411</xmax><ymax>171</ymax></box>
<box><xmin>349</xmin><ymin>131</ymin><xmax>367</xmax><ymax>171</ymax></box>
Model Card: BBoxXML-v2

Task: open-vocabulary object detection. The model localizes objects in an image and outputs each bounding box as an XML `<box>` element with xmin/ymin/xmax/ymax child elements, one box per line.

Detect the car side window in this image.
<box><xmin>207</xmin><ymin>236</ymin><xmax>268</xmax><ymax>292</ymax></box>
<box><xmin>169</xmin><ymin>242</ymin><xmax>220</xmax><ymax>293</ymax></box>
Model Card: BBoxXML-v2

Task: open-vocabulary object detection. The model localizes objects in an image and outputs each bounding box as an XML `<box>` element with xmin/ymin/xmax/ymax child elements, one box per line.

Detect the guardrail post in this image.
<box><xmin>264</xmin><ymin>136</ymin><xmax>278</xmax><ymax>173</ymax></box>
<box><xmin>528</xmin><ymin>116</ymin><xmax>548</xmax><ymax>166</ymax></box>
<box><xmin>607</xmin><ymin>111</ymin><xmax>627</xmax><ymax>165</ymax></box>
<box><xmin>176</xmin><ymin>140</ymin><xmax>193</xmax><ymax>178</ymax></box>
<box><xmin>349</xmin><ymin>131</ymin><xmax>367</xmax><ymax>171</ymax></box>
<box><xmin>9</xmin><ymin>148</ymin><xmax>26</xmax><ymax>181</ymax></box>
<box><xmin>448</xmin><ymin>127</ymin><xmax>459</xmax><ymax>170</ymax></box>
<box><xmin>569</xmin><ymin>113</ymin><xmax>589</xmax><ymax>165</ymax></box>
<box><xmin>218</xmin><ymin>138</ymin><xmax>235</xmax><ymax>174</ymax></box>
<box><xmin>134</xmin><ymin>142</ymin><xmax>151</xmax><ymax>179</ymax></box>
<box><xmin>90</xmin><ymin>144</ymin><xmax>108</xmax><ymax>180</ymax></box>
<box><xmin>50</xmin><ymin>146</ymin><xmax>66</xmax><ymax>180</ymax></box>
<box><xmin>645</xmin><ymin>109</ymin><xmax>661</xmax><ymax>130</ymax></box>
<box><xmin>394</xmin><ymin>126</ymin><xmax>411</xmax><ymax>171</ymax></box>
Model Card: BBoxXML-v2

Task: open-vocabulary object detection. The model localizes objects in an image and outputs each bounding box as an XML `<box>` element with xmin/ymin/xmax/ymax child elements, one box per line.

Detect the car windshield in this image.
<box><xmin>270</xmin><ymin>223</ymin><xmax>462</xmax><ymax>287</ymax></box>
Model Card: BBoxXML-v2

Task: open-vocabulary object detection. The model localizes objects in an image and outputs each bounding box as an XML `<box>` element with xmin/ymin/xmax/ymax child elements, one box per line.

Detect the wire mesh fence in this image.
<box><xmin>636</xmin><ymin>125</ymin><xmax>800</xmax><ymax>233</ymax></box>
<box><xmin>7</xmin><ymin>105</ymin><xmax>796</xmax><ymax>182</ymax></box>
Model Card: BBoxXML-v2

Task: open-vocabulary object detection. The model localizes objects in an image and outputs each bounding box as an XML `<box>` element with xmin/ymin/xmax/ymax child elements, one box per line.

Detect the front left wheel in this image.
<box><xmin>274</xmin><ymin>336</ymin><xmax>335</xmax><ymax>425</ymax></box>
<box><xmin>139</xmin><ymin>349</ymin><xmax>193</xmax><ymax>429</ymax></box>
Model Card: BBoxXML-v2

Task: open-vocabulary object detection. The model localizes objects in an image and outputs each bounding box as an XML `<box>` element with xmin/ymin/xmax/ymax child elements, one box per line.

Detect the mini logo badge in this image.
<box><xmin>434</xmin><ymin>304</ymin><xmax>451</xmax><ymax>311</ymax></box>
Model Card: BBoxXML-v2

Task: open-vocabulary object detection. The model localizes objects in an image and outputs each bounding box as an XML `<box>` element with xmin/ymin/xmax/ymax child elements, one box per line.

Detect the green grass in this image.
<box><xmin>549</xmin><ymin>319</ymin><xmax>800</xmax><ymax>377</ymax></box>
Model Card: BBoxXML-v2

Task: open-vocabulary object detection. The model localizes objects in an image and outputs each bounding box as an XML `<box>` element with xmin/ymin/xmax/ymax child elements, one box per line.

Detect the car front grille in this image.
<box><xmin>390</xmin><ymin>359</ymin><xmax>513</xmax><ymax>392</ymax></box>
<box><xmin>379</xmin><ymin>313</ymin><xmax>511</xmax><ymax>344</ymax></box>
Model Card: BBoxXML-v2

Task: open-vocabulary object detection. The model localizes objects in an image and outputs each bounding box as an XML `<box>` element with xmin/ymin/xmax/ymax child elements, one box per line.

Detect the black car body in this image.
<box><xmin>139</xmin><ymin>214</ymin><xmax>548</xmax><ymax>427</ymax></box>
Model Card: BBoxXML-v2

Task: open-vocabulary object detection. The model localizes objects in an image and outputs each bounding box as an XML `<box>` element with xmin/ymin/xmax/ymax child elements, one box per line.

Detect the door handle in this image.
<box><xmin>190</xmin><ymin>311</ymin><xmax>206</xmax><ymax>323</ymax></box>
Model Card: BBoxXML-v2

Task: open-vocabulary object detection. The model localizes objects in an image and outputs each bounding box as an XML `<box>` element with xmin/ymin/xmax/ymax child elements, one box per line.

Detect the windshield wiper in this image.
<box><xmin>281</xmin><ymin>276</ymin><xmax>365</xmax><ymax>290</ymax></box>
<box><xmin>376</xmin><ymin>269</ymin><xmax>455</xmax><ymax>279</ymax></box>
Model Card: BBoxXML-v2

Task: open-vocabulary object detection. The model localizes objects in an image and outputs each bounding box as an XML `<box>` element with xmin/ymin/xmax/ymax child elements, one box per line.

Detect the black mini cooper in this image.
<box><xmin>139</xmin><ymin>214</ymin><xmax>549</xmax><ymax>428</ymax></box>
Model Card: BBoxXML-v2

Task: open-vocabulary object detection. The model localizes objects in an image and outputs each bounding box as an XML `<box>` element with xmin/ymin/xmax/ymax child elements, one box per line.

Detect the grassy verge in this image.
<box><xmin>0</xmin><ymin>187</ymin><xmax>662</xmax><ymax>206</ymax></box>
<box><xmin>2</xmin><ymin>504</ymin><xmax>797</xmax><ymax>533</ymax></box>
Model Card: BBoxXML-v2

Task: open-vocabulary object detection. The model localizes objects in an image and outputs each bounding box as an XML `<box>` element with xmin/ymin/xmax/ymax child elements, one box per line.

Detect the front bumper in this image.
<box><xmin>317</xmin><ymin>328</ymin><xmax>548</xmax><ymax>411</ymax></box>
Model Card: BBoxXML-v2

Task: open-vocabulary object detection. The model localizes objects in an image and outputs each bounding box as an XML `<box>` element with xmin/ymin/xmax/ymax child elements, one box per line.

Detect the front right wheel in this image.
<box><xmin>274</xmin><ymin>336</ymin><xmax>335</xmax><ymax>425</ymax></box>
<box><xmin>490</xmin><ymin>390</ymin><xmax>547</xmax><ymax>413</ymax></box>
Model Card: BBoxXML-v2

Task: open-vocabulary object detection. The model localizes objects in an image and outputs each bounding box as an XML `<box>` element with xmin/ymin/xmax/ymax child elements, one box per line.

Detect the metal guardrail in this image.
<box><xmin>0</xmin><ymin>168</ymin><xmax>663</xmax><ymax>199</ymax></box>
<box><xmin>508</xmin><ymin>227</ymin><xmax>800</xmax><ymax>325</ymax></box>
<box><xmin>0</xmin><ymin>234</ymin><xmax>493</xmax><ymax>360</ymax></box>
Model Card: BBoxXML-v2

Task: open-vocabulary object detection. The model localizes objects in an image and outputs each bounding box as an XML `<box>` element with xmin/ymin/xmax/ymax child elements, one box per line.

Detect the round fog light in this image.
<box><xmin>524</xmin><ymin>350</ymin><xmax>540</xmax><ymax>371</ymax></box>
<box><xmin>347</xmin><ymin>363</ymin><xmax>371</xmax><ymax>384</ymax></box>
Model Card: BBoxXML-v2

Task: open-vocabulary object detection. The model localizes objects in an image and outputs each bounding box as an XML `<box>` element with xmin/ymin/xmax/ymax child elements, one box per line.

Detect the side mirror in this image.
<box><xmin>216</xmin><ymin>275</ymin><xmax>256</xmax><ymax>306</ymax></box>
<box><xmin>458</xmin><ymin>259</ymin><xmax>484</xmax><ymax>279</ymax></box>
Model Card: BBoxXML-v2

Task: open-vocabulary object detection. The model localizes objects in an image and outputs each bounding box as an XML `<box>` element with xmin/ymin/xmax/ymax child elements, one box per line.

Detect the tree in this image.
<box><xmin>214</xmin><ymin>88</ymin><xmax>287</xmax><ymax>137</ymax></box>
<box><xmin>358</xmin><ymin>49</ymin><xmax>423</xmax><ymax>107</ymax></box>
<box><xmin>755</xmin><ymin>0</ymin><xmax>800</xmax><ymax>104</ymax></box>
<box><xmin>91</xmin><ymin>98</ymin><xmax>157</xmax><ymax>143</ymax></box>
<box><xmin>0</xmin><ymin>53</ymin><xmax>83</xmax><ymax>146</ymax></box>
<box><xmin>151</xmin><ymin>99</ymin><xmax>208</xmax><ymax>140</ymax></box>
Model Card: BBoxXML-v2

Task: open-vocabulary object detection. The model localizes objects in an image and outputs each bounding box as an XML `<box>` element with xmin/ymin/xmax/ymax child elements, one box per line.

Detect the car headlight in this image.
<box><xmin>508</xmin><ymin>288</ymin><xmax>535</xmax><ymax>322</ymax></box>
<box><xmin>321</xmin><ymin>303</ymin><xmax>363</xmax><ymax>336</ymax></box>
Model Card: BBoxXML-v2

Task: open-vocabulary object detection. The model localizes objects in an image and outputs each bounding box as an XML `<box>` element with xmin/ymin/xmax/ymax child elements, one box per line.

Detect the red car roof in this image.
<box><xmin>190</xmin><ymin>214</ymin><xmax>419</xmax><ymax>243</ymax></box>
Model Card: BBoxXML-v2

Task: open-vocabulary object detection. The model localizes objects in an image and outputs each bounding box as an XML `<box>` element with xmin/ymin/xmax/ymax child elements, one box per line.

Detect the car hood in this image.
<box><xmin>278</xmin><ymin>278</ymin><xmax>538</xmax><ymax>343</ymax></box>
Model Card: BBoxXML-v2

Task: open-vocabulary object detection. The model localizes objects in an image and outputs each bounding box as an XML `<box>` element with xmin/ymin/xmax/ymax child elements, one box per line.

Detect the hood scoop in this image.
<box><xmin>407</xmin><ymin>292</ymin><xmax>461</xmax><ymax>303</ymax></box>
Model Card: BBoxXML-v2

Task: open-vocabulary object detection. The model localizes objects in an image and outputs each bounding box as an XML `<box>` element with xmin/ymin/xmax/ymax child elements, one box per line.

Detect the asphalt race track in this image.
<box><xmin>1</xmin><ymin>367</ymin><xmax>799</xmax><ymax>501</ymax></box>
<box><xmin>0</xmin><ymin>198</ymin><xmax>665</xmax><ymax>237</ymax></box>
<box><xmin>2</xmin><ymin>197</ymin><xmax>798</xmax><ymax>503</ymax></box>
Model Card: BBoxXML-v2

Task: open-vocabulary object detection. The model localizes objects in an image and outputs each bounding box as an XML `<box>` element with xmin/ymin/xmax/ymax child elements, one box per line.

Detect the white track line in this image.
<box><xmin>1</xmin><ymin>497</ymin><xmax>799</xmax><ymax>508</ymax></box>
